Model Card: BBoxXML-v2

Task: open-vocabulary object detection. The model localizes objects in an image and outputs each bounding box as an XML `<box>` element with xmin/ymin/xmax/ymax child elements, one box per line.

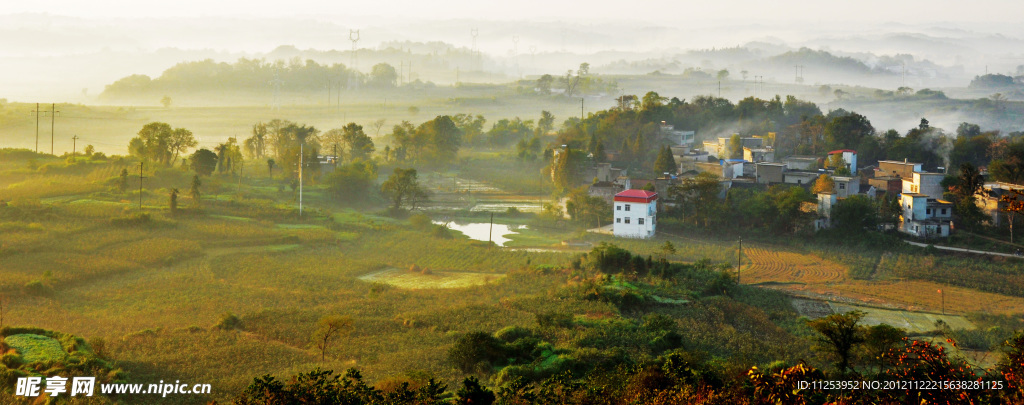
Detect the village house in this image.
<box><xmin>868</xmin><ymin>176</ymin><xmax>902</xmax><ymax>196</ymax></box>
<box><xmin>659</xmin><ymin>121</ymin><xmax>696</xmax><ymax>146</ymax></box>
<box><xmin>743</xmin><ymin>147</ymin><xmax>775</xmax><ymax>163</ymax></box>
<box><xmin>584</xmin><ymin>162</ymin><xmax>625</xmax><ymax>183</ymax></box>
<box><xmin>832</xmin><ymin>176</ymin><xmax>859</xmax><ymax>198</ymax></box>
<box><xmin>977</xmin><ymin>182</ymin><xmax>1024</xmax><ymax>226</ymax></box>
<box><xmin>613</xmin><ymin>189</ymin><xmax>657</xmax><ymax>238</ymax></box>
<box><xmin>877</xmin><ymin>159</ymin><xmax>922</xmax><ymax>179</ymax></box>
<box><xmin>702</xmin><ymin>135</ymin><xmax>763</xmax><ymax>159</ymax></box>
<box><xmin>783</xmin><ymin>170</ymin><xmax>820</xmax><ymax>186</ymax></box>
<box><xmin>827</xmin><ymin>149</ymin><xmax>858</xmax><ymax>173</ymax></box>
<box><xmin>782</xmin><ymin>155</ymin><xmax>820</xmax><ymax>171</ymax></box>
<box><xmin>588</xmin><ymin>181</ymin><xmax>625</xmax><ymax>206</ymax></box>
<box><xmin>897</xmin><ymin>169</ymin><xmax>953</xmax><ymax>238</ymax></box>
<box><xmin>755</xmin><ymin>162</ymin><xmax>786</xmax><ymax>184</ymax></box>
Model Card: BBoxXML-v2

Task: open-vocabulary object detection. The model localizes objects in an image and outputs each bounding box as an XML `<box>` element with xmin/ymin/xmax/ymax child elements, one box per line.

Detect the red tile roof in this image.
<box><xmin>829</xmin><ymin>149</ymin><xmax>857</xmax><ymax>154</ymax></box>
<box><xmin>614</xmin><ymin>189</ymin><xmax>657</xmax><ymax>203</ymax></box>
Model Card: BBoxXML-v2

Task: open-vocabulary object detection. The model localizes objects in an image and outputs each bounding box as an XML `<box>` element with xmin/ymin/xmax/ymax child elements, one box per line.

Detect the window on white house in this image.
<box><xmin>839</xmin><ymin>183</ymin><xmax>845</xmax><ymax>190</ymax></box>
<box><xmin>616</xmin><ymin>205</ymin><xmax>621</xmax><ymax>210</ymax></box>
<box><xmin>639</xmin><ymin>218</ymin><xmax>645</xmax><ymax>225</ymax></box>
<box><xmin>625</xmin><ymin>205</ymin><xmax>631</xmax><ymax>211</ymax></box>
<box><xmin>797</xmin><ymin>179</ymin><xmax>802</xmax><ymax>184</ymax></box>
<box><xmin>941</xmin><ymin>208</ymin><xmax>947</xmax><ymax>215</ymax></box>
<box><xmin>624</xmin><ymin>217</ymin><xmax>630</xmax><ymax>224</ymax></box>
<box><xmin>616</xmin><ymin>218</ymin><xmax>621</xmax><ymax>223</ymax></box>
<box><xmin>927</xmin><ymin>208</ymin><xmax>931</xmax><ymax>215</ymax></box>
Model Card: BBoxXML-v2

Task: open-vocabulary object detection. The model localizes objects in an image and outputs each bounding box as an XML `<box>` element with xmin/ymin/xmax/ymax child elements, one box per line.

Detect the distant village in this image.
<box><xmin>576</xmin><ymin>122</ymin><xmax>1016</xmax><ymax>239</ymax></box>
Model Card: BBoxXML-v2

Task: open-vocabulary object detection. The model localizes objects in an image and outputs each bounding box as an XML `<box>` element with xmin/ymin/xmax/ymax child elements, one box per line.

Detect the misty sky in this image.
<box><xmin>4</xmin><ymin>0</ymin><xmax>1023</xmax><ymax>24</ymax></box>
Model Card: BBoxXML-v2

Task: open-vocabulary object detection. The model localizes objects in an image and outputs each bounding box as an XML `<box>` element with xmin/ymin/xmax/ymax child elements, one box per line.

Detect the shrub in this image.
<box><xmin>24</xmin><ymin>280</ymin><xmax>53</xmax><ymax>296</ymax></box>
<box><xmin>216</xmin><ymin>312</ymin><xmax>243</xmax><ymax>330</ymax></box>
<box><xmin>447</xmin><ymin>332</ymin><xmax>508</xmax><ymax>373</ymax></box>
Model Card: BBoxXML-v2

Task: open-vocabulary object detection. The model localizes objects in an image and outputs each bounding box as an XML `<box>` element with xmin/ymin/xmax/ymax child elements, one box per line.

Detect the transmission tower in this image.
<box><xmin>512</xmin><ymin>35</ymin><xmax>520</xmax><ymax>78</ymax></box>
<box><xmin>349</xmin><ymin>29</ymin><xmax>361</xmax><ymax>90</ymax></box>
<box><xmin>794</xmin><ymin>65</ymin><xmax>804</xmax><ymax>83</ymax></box>
<box><xmin>471</xmin><ymin>28</ymin><xmax>479</xmax><ymax>71</ymax></box>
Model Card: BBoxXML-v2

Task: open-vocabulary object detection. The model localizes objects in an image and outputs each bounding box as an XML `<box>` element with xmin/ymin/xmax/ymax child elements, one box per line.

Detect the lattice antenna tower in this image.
<box><xmin>350</xmin><ymin>29</ymin><xmax>361</xmax><ymax>90</ymax></box>
<box><xmin>513</xmin><ymin>35</ymin><xmax>520</xmax><ymax>79</ymax></box>
<box><xmin>471</xmin><ymin>28</ymin><xmax>479</xmax><ymax>70</ymax></box>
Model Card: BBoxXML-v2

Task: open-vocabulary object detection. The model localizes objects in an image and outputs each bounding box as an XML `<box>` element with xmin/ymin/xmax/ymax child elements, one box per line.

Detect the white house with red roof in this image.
<box><xmin>827</xmin><ymin>149</ymin><xmax>858</xmax><ymax>173</ymax></box>
<box><xmin>613</xmin><ymin>189</ymin><xmax>657</xmax><ymax>238</ymax></box>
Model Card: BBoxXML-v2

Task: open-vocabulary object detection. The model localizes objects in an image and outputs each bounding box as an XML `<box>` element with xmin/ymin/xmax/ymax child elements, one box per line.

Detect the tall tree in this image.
<box><xmin>951</xmin><ymin>163</ymin><xmax>987</xmax><ymax>231</ymax></box>
<box><xmin>189</xmin><ymin>175</ymin><xmax>201</xmax><ymax>206</ymax></box>
<box><xmin>808</xmin><ymin>311</ymin><xmax>865</xmax><ymax>375</ymax></box>
<box><xmin>189</xmin><ymin>149</ymin><xmax>218</xmax><ymax>176</ymax></box>
<box><xmin>381</xmin><ymin>168</ymin><xmax>427</xmax><ymax>210</ymax></box>
<box><xmin>341</xmin><ymin>123</ymin><xmax>376</xmax><ymax>161</ymax></box>
<box><xmin>310</xmin><ymin>315</ymin><xmax>352</xmax><ymax>362</ymax></box>
<box><xmin>812</xmin><ymin>175</ymin><xmax>835</xmax><ymax>194</ymax></box>
<box><xmin>168</xmin><ymin>128</ymin><xmax>197</xmax><ymax>166</ymax></box>
<box><xmin>653</xmin><ymin>146</ymin><xmax>677</xmax><ymax>175</ymax></box>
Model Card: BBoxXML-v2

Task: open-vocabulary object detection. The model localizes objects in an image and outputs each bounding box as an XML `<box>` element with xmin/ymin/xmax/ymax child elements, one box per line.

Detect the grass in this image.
<box><xmin>3</xmin><ymin>148</ymin><xmax>1024</xmax><ymax>404</ymax></box>
<box><xmin>3</xmin><ymin>334</ymin><xmax>67</xmax><ymax>363</ymax></box>
<box><xmin>357</xmin><ymin>267</ymin><xmax>504</xmax><ymax>289</ymax></box>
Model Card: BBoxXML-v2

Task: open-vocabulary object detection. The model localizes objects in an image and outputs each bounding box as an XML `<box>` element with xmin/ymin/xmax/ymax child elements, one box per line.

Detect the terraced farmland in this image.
<box><xmin>741</xmin><ymin>246</ymin><xmax>847</xmax><ymax>284</ymax></box>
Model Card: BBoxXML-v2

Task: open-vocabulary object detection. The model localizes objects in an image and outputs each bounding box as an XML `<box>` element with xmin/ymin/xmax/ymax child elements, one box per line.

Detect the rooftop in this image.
<box><xmin>829</xmin><ymin>149</ymin><xmax>857</xmax><ymax>154</ymax></box>
<box><xmin>614</xmin><ymin>189</ymin><xmax>658</xmax><ymax>201</ymax></box>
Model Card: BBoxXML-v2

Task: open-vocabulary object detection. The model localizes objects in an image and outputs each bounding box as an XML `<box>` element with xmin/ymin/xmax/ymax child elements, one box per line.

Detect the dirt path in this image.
<box><xmin>905</xmin><ymin>240</ymin><xmax>1024</xmax><ymax>259</ymax></box>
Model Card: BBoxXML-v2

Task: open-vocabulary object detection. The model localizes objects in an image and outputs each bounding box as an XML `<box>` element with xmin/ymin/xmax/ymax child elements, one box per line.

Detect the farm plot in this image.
<box><xmin>829</xmin><ymin>302</ymin><xmax>975</xmax><ymax>333</ymax></box>
<box><xmin>742</xmin><ymin>247</ymin><xmax>847</xmax><ymax>285</ymax></box>
<box><xmin>358</xmin><ymin>267</ymin><xmax>502</xmax><ymax>289</ymax></box>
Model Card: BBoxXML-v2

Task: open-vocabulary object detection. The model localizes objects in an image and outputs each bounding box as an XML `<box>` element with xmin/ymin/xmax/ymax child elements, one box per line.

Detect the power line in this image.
<box><xmin>30</xmin><ymin>103</ymin><xmax>41</xmax><ymax>153</ymax></box>
<box><xmin>138</xmin><ymin>161</ymin><xmax>147</xmax><ymax>210</ymax></box>
<box><xmin>49</xmin><ymin>103</ymin><xmax>61</xmax><ymax>155</ymax></box>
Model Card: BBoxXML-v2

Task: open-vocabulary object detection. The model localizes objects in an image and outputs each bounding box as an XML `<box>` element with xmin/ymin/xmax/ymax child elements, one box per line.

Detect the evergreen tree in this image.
<box><xmin>653</xmin><ymin>146</ymin><xmax>677</xmax><ymax>174</ymax></box>
<box><xmin>189</xmin><ymin>175</ymin><xmax>202</xmax><ymax>207</ymax></box>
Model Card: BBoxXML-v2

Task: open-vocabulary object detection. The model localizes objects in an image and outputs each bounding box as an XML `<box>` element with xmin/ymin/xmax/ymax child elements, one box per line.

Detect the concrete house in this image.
<box><xmin>782</xmin><ymin>155</ymin><xmax>820</xmax><ymax>171</ymax></box>
<box><xmin>743</xmin><ymin>147</ymin><xmax>775</xmax><ymax>163</ymax></box>
<box><xmin>755</xmin><ymin>162</ymin><xmax>786</xmax><ymax>184</ymax></box>
<box><xmin>877</xmin><ymin>160</ymin><xmax>922</xmax><ymax>179</ymax></box>
<box><xmin>898</xmin><ymin>170</ymin><xmax>953</xmax><ymax>238</ymax></box>
<box><xmin>977</xmin><ymin>182</ymin><xmax>1024</xmax><ymax>226</ymax></box>
<box><xmin>827</xmin><ymin>149</ymin><xmax>858</xmax><ymax>173</ymax></box>
<box><xmin>613</xmin><ymin>189</ymin><xmax>657</xmax><ymax>238</ymax></box>
<box><xmin>902</xmin><ymin>172</ymin><xmax>945</xmax><ymax>199</ymax></box>
<box><xmin>659</xmin><ymin>122</ymin><xmax>696</xmax><ymax>146</ymax></box>
<box><xmin>784</xmin><ymin>171</ymin><xmax>821</xmax><ymax>186</ymax></box>
<box><xmin>833</xmin><ymin>176</ymin><xmax>859</xmax><ymax>198</ymax></box>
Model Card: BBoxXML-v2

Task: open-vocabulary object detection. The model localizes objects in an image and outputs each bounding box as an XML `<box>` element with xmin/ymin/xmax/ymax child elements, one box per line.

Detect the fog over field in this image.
<box><xmin>3</xmin><ymin>0</ymin><xmax>1024</xmax><ymax>101</ymax></box>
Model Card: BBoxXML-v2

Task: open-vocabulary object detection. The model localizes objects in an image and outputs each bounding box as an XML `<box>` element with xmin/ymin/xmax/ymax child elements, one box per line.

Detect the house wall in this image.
<box><xmin>756</xmin><ymin>164</ymin><xmax>784</xmax><ymax>184</ymax></box>
<box><xmin>783</xmin><ymin>157</ymin><xmax>818</xmax><ymax>171</ymax></box>
<box><xmin>784</xmin><ymin>172</ymin><xmax>819</xmax><ymax>185</ymax></box>
<box><xmin>878</xmin><ymin>161</ymin><xmax>922</xmax><ymax>178</ymax></box>
<box><xmin>914</xmin><ymin>173</ymin><xmax>945</xmax><ymax>198</ymax></box>
<box><xmin>613</xmin><ymin>201</ymin><xmax>656</xmax><ymax>238</ymax></box>
<box><xmin>834</xmin><ymin>177</ymin><xmax>858</xmax><ymax>198</ymax></box>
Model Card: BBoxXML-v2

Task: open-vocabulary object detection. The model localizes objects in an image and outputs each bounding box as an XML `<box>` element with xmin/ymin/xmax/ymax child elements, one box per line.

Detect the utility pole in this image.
<box><xmin>49</xmin><ymin>103</ymin><xmax>60</xmax><ymax>155</ymax></box>
<box><xmin>138</xmin><ymin>161</ymin><xmax>147</xmax><ymax>210</ymax></box>
<box><xmin>488</xmin><ymin>212</ymin><xmax>494</xmax><ymax>244</ymax></box>
<box><xmin>939</xmin><ymin>288</ymin><xmax>945</xmax><ymax>315</ymax></box>
<box><xmin>71</xmin><ymin>135</ymin><xmax>79</xmax><ymax>157</ymax></box>
<box><xmin>31</xmin><ymin>103</ymin><xmax>41</xmax><ymax>152</ymax></box>
<box><xmin>737</xmin><ymin>237</ymin><xmax>742</xmax><ymax>284</ymax></box>
<box><xmin>238</xmin><ymin>160</ymin><xmax>243</xmax><ymax>193</ymax></box>
<box><xmin>299</xmin><ymin>143</ymin><xmax>304</xmax><ymax>216</ymax></box>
